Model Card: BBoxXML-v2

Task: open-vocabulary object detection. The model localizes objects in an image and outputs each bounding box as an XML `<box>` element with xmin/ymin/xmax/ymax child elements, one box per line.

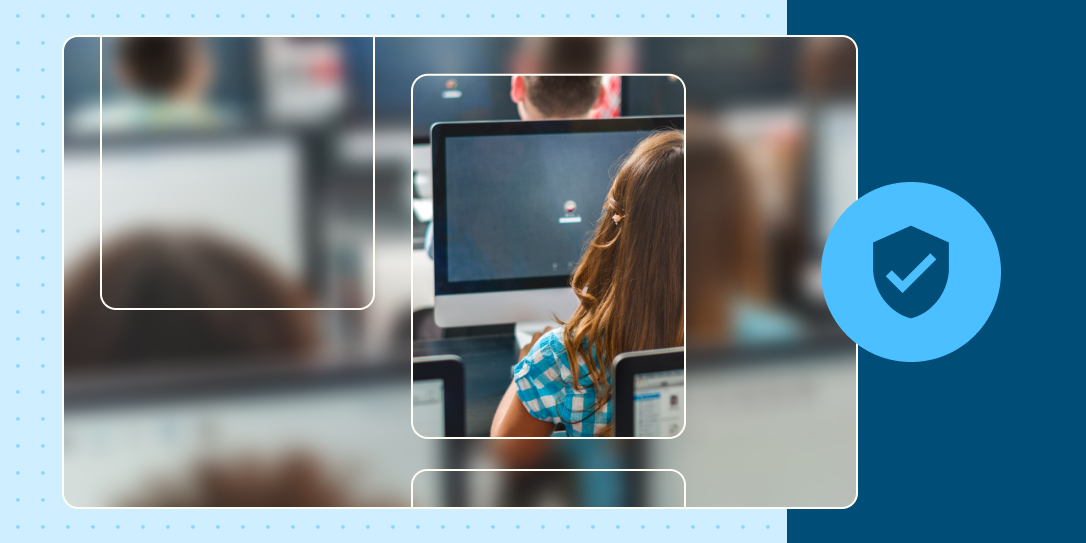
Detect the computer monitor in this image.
<box><xmin>430</xmin><ymin>116</ymin><xmax>683</xmax><ymax>328</ymax></box>
<box><xmin>613</xmin><ymin>347</ymin><xmax>685</xmax><ymax>437</ymax></box>
<box><xmin>412</xmin><ymin>356</ymin><xmax>466</xmax><ymax>437</ymax></box>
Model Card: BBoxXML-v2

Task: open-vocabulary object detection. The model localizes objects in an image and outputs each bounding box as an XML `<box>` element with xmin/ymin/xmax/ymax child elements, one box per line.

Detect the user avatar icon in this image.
<box><xmin>873</xmin><ymin>226</ymin><xmax>949</xmax><ymax>318</ymax></box>
<box><xmin>564</xmin><ymin>200</ymin><xmax>577</xmax><ymax>213</ymax></box>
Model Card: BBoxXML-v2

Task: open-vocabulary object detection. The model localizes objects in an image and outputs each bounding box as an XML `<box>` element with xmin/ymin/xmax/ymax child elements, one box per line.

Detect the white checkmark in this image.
<box><xmin>886</xmin><ymin>254</ymin><xmax>936</xmax><ymax>293</ymax></box>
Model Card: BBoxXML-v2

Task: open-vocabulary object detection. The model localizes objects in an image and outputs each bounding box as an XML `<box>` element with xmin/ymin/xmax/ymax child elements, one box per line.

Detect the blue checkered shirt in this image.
<box><xmin>512</xmin><ymin>327</ymin><xmax>612</xmax><ymax>437</ymax></box>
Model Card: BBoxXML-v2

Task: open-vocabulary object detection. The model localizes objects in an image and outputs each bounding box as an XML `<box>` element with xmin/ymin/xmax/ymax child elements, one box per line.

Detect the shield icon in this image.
<box><xmin>873</xmin><ymin>226</ymin><xmax>949</xmax><ymax>318</ymax></box>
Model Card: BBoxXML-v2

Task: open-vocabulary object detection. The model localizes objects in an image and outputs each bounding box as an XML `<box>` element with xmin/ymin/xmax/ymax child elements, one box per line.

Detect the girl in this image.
<box><xmin>490</xmin><ymin>129</ymin><xmax>685</xmax><ymax>437</ymax></box>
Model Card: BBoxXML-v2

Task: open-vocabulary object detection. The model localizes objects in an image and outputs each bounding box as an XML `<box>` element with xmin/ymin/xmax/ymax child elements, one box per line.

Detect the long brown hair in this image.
<box><xmin>559</xmin><ymin>129</ymin><xmax>685</xmax><ymax>435</ymax></box>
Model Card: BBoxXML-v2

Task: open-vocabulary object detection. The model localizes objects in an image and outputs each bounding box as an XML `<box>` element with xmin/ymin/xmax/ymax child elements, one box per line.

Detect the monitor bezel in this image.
<box><xmin>430</xmin><ymin>115</ymin><xmax>684</xmax><ymax>296</ymax></box>
<box><xmin>612</xmin><ymin>347</ymin><xmax>686</xmax><ymax>438</ymax></box>
<box><xmin>412</xmin><ymin>355</ymin><xmax>467</xmax><ymax>437</ymax></box>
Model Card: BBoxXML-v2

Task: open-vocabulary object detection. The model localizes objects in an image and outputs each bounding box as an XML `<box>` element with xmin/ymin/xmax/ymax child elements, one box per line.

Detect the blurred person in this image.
<box><xmin>685</xmin><ymin>116</ymin><xmax>802</xmax><ymax>347</ymax></box>
<box><xmin>491</xmin><ymin>130</ymin><xmax>685</xmax><ymax>437</ymax></box>
<box><xmin>72</xmin><ymin>37</ymin><xmax>230</xmax><ymax>133</ymax></box>
<box><xmin>117</xmin><ymin>37</ymin><xmax>213</xmax><ymax>100</ymax></box>
<box><xmin>63</xmin><ymin>233</ymin><xmax>349</xmax><ymax>507</ymax></box>
<box><xmin>136</xmin><ymin>453</ymin><xmax>353</xmax><ymax>507</ymax></box>
<box><xmin>65</xmin><ymin>231</ymin><xmax>317</xmax><ymax>370</ymax></box>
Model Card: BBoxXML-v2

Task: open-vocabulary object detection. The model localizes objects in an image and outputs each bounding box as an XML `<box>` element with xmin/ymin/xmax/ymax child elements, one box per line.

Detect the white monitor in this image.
<box><xmin>430</xmin><ymin>116</ymin><xmax>683</xmax><ymax>328</ymax></box>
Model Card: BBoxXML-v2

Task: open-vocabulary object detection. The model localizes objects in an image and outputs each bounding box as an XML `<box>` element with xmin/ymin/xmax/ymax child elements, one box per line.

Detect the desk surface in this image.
<box><xmin>413</xmin><ymin>334</ymin><xmax>519</xmax><ymax>437</ymax></box>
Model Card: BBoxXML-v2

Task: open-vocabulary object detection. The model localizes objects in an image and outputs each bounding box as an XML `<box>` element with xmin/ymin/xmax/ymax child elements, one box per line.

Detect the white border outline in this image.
<box><xmin>408</xmin><ymin>73</ymin><xmax>687</xmax><ymax>440</ymax></box>
<box><xmin>56</xmin><ymin>35</ymin><xmax>859</xmax><ymax>511</ymax></box>
<box><xmin>70</xmin><ymin>35</ymin><xmax>378</xmax><ymax>311</ymax></box>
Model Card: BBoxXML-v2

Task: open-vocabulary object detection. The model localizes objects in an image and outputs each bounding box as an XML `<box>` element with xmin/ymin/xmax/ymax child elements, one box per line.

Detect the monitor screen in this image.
<box><xmin>443</xmin><ymin>130</ymin><xmax>650</xmax><ymax>284</ymax></box>
<box><xmin>633</xmin><ymin>369</ymin><xmax>685</xmax><ymax>437</ymax></box>
<box><xmin>412</xmin><ymin>378</ymin><xmax>446</xmax><ymax>437</ymax></box>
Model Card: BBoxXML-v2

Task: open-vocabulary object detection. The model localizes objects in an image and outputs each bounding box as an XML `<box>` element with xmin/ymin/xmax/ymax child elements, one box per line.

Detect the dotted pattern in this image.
<box><xmin>2</xmin><ymin>3</ymin><xmax>786</xmax><ymax>540</ymax></box>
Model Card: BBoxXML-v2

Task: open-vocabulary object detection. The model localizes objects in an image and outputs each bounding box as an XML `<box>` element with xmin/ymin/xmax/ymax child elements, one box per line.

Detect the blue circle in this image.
<box><xmin>417</xmin><ymin>525</ymin><xmax>420</xmax><ymax>529</ymax></box>
<box><xmin>291</xmin><ymin>525</ymin><xmax>295</xmax><ymax>529</ymax></box>
<box><xmin>466</xmin><ymin>14</ymin><xmax>470</xmax><ymax>18</ymax></box>
<box><xmin>767</xmin><ymin>14</ymin><xmax>771</xmax><ymax>18</ymax></box>
<box><xmin>742</xmin><ymin>14</ymin><xmax>745</xmax><ymax>18</ymax></box>
<box><xmin>822</xmin><ymin>183</ymin><xmax>1000</xmax><ymax>361</ymax></box>
<box><xmin>742</xmin><ymin>525</ymin><xmax>746</xmax><ymax>529</ymax></box>
<box><xmin>616</xmin><ymin>14</ymin><xmax>620</xmax><ymax>18</ymax></box>
<box><xmin>391</xmin><ymin>14</ymin><xmax>395</xmax><ymax>18</ymax></box>
<box><xmin>141</xmin><ymin>14</ymin><xmax>145</xmax><ymax>18</ymax></box>
<box><xmin>541</xmin><ymin>14</ymin><xmax>545</xmax><ymax>18</ymax></box>
<box><xmin>566</xmin><ymin>14</ymin><xmax>569</xmax><ymax>18</ymax></box>
<box><xmin>516</xmin><ymin>525</ymin><xmax>520</xmax><ymax>529</ymax></box>
<box><xmin>417</xmin><ymin>14</ymin><xmax>420</xmax><ymax>18</ymax></box>
<box><xmin>692</xmin><ymin>14</ymin><xmax>695</xmax><ymax>17</ymax></box>
<box><xmin>666</xmin><ymin>525</ymin><xmax>670</xmax><ymax>529</ymax></box>
<box><xmin>717</xmin><ymin>14</ymin><xmax>720</xmax><ymax>18</ymax></box>
<box><xmin>491</xmin><ymin>525</ymin><xmax>495</xmax><ymax>529</ymax></box>
<box><xmin>216</xmin><ymin>525</ymin><xmax>219</xmax><ymax>529</ymax></box>
<box><xmin>441</xmin><ymin>14</ymin><xmax>444</xmax><ymax>18</ymax></box>
<box><xmin>592</xmin><ymin>14</ymin><xmax>596</xmax><ymax>18</ymax></box>
<box><xmin>767</xmin><ymin>525</ymin><xmax>771</xmax><ymax>528</ymax></box>
<box><xmin>516</xmin><ymin>14</ymin><xmax>520</xmax><ymax>18</ymax></box>
<box><xmin>217</xmin><ymin>14</ymin><xmax>220</xmax><ymax>18</ymax></box>
<box><xmin>591</xmin><ymin>525</ymin><xmax>595</xmax><ymax>529</ymax></box>
<box><xmin>667</xmin><ymin>14</ymin><xmax>670</xmax><ymax>18</ymax></box>
<box><xmin>116</xmin><ymin>14</ymin><xmax>119</xmax><ymax>18</ymax></box>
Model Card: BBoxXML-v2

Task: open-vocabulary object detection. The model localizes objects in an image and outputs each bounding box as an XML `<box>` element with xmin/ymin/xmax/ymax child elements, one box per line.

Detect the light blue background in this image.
<box><xmin>822</xmin><ymin>182</ymin><xmax>1001</xmax><ymax>362</ymax></box>
<box><xmin>3</xmin><ymin>1</ymin><xmax>787</xmax><ymax>541</ymax></box>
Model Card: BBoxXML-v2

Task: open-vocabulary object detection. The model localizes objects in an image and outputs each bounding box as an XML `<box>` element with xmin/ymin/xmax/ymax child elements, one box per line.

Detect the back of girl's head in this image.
<box><xmin>562</xmin><ymin>129</ymin><xmax>685</xmax><ymax>421</ymax></box>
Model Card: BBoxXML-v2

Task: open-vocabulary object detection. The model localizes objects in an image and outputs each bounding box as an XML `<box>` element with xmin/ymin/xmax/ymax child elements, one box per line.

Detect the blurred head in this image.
<box><xmin>117</xmin><ymin>37</ymin><xmax>212</xmax><ymax>100</ymax></box>
<box><xmin>685</xmin><ymin>119</ymin><xmax>769</xmax><ymax>345</ymax></box>
<box><xmin>65</xmin><ymin>232</ymin><xmax>317</xmax><ymax>370</ymax></box>
<box><xmin>561</xmin><ymin>130</ymin><xmax>685</xmax><ymax>435</ymax></box>
<box><xmin>510</xmin><ymin>75</ymin><xmax>605</xmax><ymax>120</ymax></box>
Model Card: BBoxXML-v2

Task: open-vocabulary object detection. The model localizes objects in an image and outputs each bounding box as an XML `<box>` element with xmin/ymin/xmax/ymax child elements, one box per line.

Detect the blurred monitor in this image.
<box><xmin>412</xmin><ymin>76</ymin><xmax>520</xmax><ymax>143</ymax></box>
<box><xmin>64</xmin><ymin>136</ymin><xmax>305</xmax><ymax>283</ymax></box>
<box><xmin>63</xmin><ymin>364</ymin><xmax>427</xmax><ymax>507</ymax></box>
<box><xmin>412</xmin><ymin>356</ymin><xmax>466</xmax><ymax>437</ymax></box>
<box><xmin>620</xmin><ymin>75</ymin><xmax>685</xmax><ymax>117</ymax></box>
<box><xmin>645</xmin><ymin>342</ymin><xmax>857</xmax><ymax>507</ymax></box>
<box><xmin>613</xmin><ymin>348</ymin><xmax>685</xmax><ymax>437</ymax></box>
<box><xmin>430</xmin><ymin>116</ymin><xmax>683</xmax><ymax>328</ymax></box>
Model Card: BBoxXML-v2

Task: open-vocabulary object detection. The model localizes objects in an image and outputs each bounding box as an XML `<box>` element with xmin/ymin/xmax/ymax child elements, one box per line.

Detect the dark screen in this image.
<box><xmin>444</xmin><ymin>131</ymin><xmax>649</xmax><ymax>283</ymax></box>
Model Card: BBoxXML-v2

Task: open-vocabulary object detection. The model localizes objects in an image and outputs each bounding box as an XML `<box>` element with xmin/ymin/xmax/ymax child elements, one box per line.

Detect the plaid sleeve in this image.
<box><xmin>512</xmin><ymin>329</ymin><xmax>565</xmax><ymax>424</ymax></box>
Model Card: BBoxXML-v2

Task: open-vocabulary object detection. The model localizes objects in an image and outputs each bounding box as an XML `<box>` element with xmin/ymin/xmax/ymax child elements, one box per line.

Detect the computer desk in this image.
<box><xmin>413</xmin><ymin>334</ymin><xmax>519</xmax><ymax>437</ymax></box>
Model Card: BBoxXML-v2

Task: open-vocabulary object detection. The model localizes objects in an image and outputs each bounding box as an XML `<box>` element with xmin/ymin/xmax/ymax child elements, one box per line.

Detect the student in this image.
<box><xmin>490</xmin><ymin>130</ymin><xmax>685</xmax><ymax>437</ymax></box>
<box><xmin>425</xmin><ymin>76</ymin><xmax>608</xmax><ymax>260</ymax></box>
<box><xmin>509</xmin><ymin>75</ymin><xmax>607</xmax><ymax>120</ymax></box>
<box><xmin>65</xmin><ymin>232</ymin><xmax>317</xmax><ymax>370</ymax></box>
